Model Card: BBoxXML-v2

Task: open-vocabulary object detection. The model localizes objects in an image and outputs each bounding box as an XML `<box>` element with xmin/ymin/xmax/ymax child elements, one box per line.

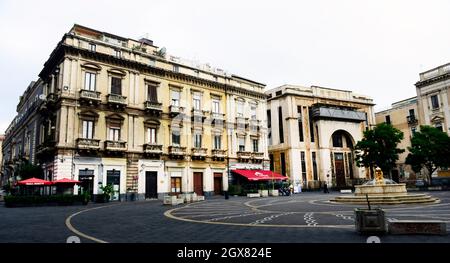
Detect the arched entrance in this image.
<box><xmin>330</xmin><ymin>130</ymin><xmax>355</xmax><ymax>188</ymax></box>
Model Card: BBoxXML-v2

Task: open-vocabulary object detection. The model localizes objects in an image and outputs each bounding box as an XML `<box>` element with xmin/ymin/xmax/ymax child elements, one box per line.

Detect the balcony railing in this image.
<box><xmin>236</xmin><ymin>116</ymin><xmax>249</xmax><ymax>130</ymax></box>
<box><xmin>76</xmin><ymin>138</ymin><xmax>100</xmax><ymax>150</ymax></box>
<box><xmin>211</xmin><ymin>112</ymin><xmax>225</xmax><ymax>120</ymax></box>
<box><xmin>212</xmin><ymin>149</ymin><xmax>227</xmax><ymax>157</ymax></box>
<box><xmin>143</xmin><ymin>143</ymin><xmax>163</xmax><ymax>154</ymax></box>
<box><xmin>168</xmin><ymin>145</ymin><xmax>186</xmax><ymax>155</ymax></box>
<box><xmin>191</xmin><ymin>147</ymin><xmax>208</xmax><ymax>156</ymax></box>
<box><xmin>237</xmin><ymin>151</ymin><xmax>252</xmax><ymax>159</ymax></box>
<box><xmin>104</xmin><ymin>140</ymin><xmax>127</xmax><ymax>151</ymax></box>
<box><xmin>80</xmin><ymin>90</ymin><xmax>101</xmax><ymax>101</ymax></box>
<box><xmin>407</xmin><ymin>115</ymin><xmax>418</xmax><ymax>125</ymax></box>
<box><xmin>145</xmin><ymin>101</ymin><xmax>163</xmax><ymax>111</ymax></box>
<box><xmin>107</xmin><ymin>94</ymin><xmax>127</xmax><ymax>105</ymax></box>
<box><xmin>252</xmin><ymin>152</ymin><xmax>264</xmax><ymax>159</ymax></box>
<box><xmin>169</xmin><ymin>105</ymin><xmax>184</xmax><ymax>117</ymax></box>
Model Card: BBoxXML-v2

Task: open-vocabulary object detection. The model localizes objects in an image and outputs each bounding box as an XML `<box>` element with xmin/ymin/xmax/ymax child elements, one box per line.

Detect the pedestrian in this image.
<box><xmin>323</xmin><ymin>182</ymin><xmax>329</xmax><ymax>193</ymax></box>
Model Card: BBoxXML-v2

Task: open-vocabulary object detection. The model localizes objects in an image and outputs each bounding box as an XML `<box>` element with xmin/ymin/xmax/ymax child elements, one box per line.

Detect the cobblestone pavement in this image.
<box><xmin>1</xmin><ymin>191</ymin><xmax>450</xmax><ymax>243</ymax></box>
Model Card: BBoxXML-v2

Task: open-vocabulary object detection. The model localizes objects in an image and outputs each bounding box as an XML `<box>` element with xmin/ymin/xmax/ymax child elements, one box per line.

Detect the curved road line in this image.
<box><xmin>65</xmin><ymin>204</ymin><xmax>119</xmax><ymax>243</ymax></box>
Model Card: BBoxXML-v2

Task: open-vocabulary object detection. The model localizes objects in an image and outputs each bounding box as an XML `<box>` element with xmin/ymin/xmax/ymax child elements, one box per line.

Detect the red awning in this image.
<box><xmin>17</xmin><ymin>177</ymin><xmax>53</xmax><ymax>186</ymax></box>
<box><xmin>53</xmin><ymin>178</ymin><xmax>81</xmax><ymax>184</ymax></box>
<box><xmin>233</xmin><ymin>170</ymin><xmax>288</xmax><ymax>181</ymax></box>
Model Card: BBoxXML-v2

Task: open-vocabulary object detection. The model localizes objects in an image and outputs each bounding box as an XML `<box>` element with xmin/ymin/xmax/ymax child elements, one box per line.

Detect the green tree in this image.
<box><xmin>354</xmin><ymin>123</ymin><xmax>405</xmax><ymax>178</ymax></box>
<box><xmin>405</xmin><ymin>125</ymin><xmax>450</xmax><ymax>185</ymax></box>
<box><xmin>17</xmin><ymin>162</ymin><xmax>44</xmax><ymax>180</ymax></box>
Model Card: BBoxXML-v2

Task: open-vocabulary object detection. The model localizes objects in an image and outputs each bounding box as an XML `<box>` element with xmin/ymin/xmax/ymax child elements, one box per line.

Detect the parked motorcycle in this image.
<box><xmin>278</xmin><ymin>187</ymin><xmax>291</xmax><ymax>196</ymax></box>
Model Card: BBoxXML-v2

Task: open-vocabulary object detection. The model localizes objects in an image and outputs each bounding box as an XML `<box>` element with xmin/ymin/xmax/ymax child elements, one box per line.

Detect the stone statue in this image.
<box><xmin>375</xmin><ymin>167</ymin><xmax>384</xmax><ymax>185</ymax></box>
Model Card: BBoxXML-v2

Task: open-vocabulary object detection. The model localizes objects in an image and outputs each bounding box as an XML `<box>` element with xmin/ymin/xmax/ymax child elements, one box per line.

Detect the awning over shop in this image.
<box><xmin>16</xmin><ymin>177</ymin><xmax>53</xmax><ymax>186</ymax></box>
<box><xmin>233</xmin><ymin>170</ymin><xmax>288</xmax><ymax>181</ymax></box>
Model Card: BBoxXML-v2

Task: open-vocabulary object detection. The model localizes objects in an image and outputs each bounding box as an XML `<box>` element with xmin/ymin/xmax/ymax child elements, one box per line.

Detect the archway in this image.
<box><xmin>329</xmin><ymin>130</ymin><xmax>355</xmax><ymax>188</ymax></box>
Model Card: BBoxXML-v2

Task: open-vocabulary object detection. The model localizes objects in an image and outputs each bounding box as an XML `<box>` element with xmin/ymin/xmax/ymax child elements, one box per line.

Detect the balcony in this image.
<box><xmin>237</xmin><ymin>151</ymin><xmax>252</xmax><ymax>160</ymax></box>
<box><xmin>312</xmin><ymin>106</ymin><xmax>366</xmax><ymax>122</ymax></box>
<box><xmin>236</xmin><ymin>116</ymin><xmax>249</xmax><ymax>130</ymax></box>
<box><xmin>212</xmin><ymin>149</ymin><xmax>227</xmax><ymax>161</ymax></box>
<box><xmin>249</xmin><ymin>119</ymin><xmax>261</xmax><ymax>134</ymax></box>
<box><xmin>143</xmin><ymin>143</ymin><xmax>163</xmax><ymax>156</ymax></box>
<box><xmin>191</xmin><ymin>147</ymin><xmax>207</xmax><ymax>160</ymax></box>
<box><xmin>80</xmin><ymin>90</ymin><xmax>101</xmax><ymax>105</ymax></box>
<box><xmin>44</xmin><ymin>93</ymin><xmax>59</xmax><ymax>110</ymax></box>
<box><xmin>36</xmin><ymin>140</ymin><xmax>56</xmax><ymax>159</ymax></box>
<box><xmin>104</xmin><ymin>140</ymin><xmax>127</xmax><ymax>152</ymax></box>
<box><xmin>169</xmin><ymin>105</ymin><xmax>184</xmax><ymax>118</ymax></box>
<box><xmin>211</xmin><ymin>112</ymin><xmax>225</xmax><ymax>125</ymax></box>
<box><xmin>144</xmin><ymin>101</ymin><xmax>163</xmax><ymax>116</ymax></box>
<box><xmin>76</xmin><ymin>138</ymin><xmax>100</xmax><ymax>151</ymax></box>
<box><xmin>107</xmin><ymin>94</ymin><xmax>127</xmax><ymax>109</ymax></box>
<box><xmin>252</xmin><ymin>152</ymin><xmax>264</xmax><ymax>159</ymax></box>
<box><xmin>191</xmin><ymin>109</ymin><xmax>207</xmax><ymax>123</ymax></box>
<box><xmin>407</xmin><ymin>115</ymin><xmax>418</xmax><ymax>125</ymax></box>
<box><xmin>168</xmin><ymin>145</ymin><xmax>186</xmax><ymax>159</ymax></box>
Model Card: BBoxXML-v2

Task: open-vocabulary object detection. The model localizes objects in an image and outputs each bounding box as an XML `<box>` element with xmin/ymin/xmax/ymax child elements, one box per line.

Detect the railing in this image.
<box><xmin>236</xmin><ymin>116</ymin><xmax>249</xmax><ymax>130</ymax></box>
<box><xmin>211</xmin><ymin>112</ymin><xmax>225</xmax><ymax>120</ymax></box>
<box><xmin>192</xmin><ymin>109</ymin><xmax>206</xmax><ymax>117</ymax></box>
<box><xmin>169</xmin><ymin>105</ymin><xmax>184</xmax><ymax>116</ymax></box>
<box><xmin>104</xmin><ymin>140</ymin><xmax>127</xmax><ymax>151</ymax></box>
<box><xmin>168</xmin><ymin>145</ymin><xmax>186</xmax><ymax>155</ymax></box>
<box><xmin>252</xmin><ymin>152</ymin><xmax>264</xmax><ymax>159</ymax></box>
<box><xmin>191</xmin><ymin>147</ymin><xmax>207</xmax><ymax>156</ymax></box>
<box><xmin>407</xmin><ymin>115</ymin><xmax>418</xmax><ymax>125</ymax></box>
<box><xmin>144</xmin><ymin>101</ymin><xmax>162</xmax><ymax>110</ymax></box>
<box><xmin>237</xmin><ymin>151</ymin><xmax>252</xmax><ymax>159</ymax></box>
<box><xmin>77</xmin><ymin>138</ymin><xmax>100</xmax><ymax>149</ymax></box>
<box><xmin>143</xmin><ymin>144</ymin><xmax>163</xmax><ymax>154</ymax></box>
<box><xmin>212</xmin><ymin>149</ymin><xmax>227</xmax><ymax>157</ymax></box>
<box><xmin>80</xmin><ymin>90</ymin><xmax>101</xmax><ymax>101</ymax></box>
<box><xmin>107</xmin><ymin>94</ymin><xmax>127</xmax><ymax>105</ymax></box>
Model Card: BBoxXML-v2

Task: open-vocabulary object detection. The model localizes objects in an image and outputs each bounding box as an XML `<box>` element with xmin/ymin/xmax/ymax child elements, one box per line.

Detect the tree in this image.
<box><xmin>354</xmin><ymin>123</ymin><xmax>405</xmax><ymax>178</ymax></box>
<box><xmin>405</xmin><ymin>125</ymin><xmax>450</xmax><ymax>185</ymax></box>
<box><xmin>17</xmin><ymin>162</ymin><xmax>44</xmax><ymax>180</ymax></box>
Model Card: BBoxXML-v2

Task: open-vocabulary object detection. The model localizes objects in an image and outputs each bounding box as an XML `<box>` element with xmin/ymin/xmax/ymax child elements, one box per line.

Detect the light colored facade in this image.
<box><xmin>415</xmin><ymin>62</ymin><xmax>450</xmax><ymax>135</ymax></box>
<box><xmin>0</xmin><ymin>135</ymin><xmax>4</xmax><ymax>187</ymax></box>
<box><xmin>375</xmin><ymin>97</ymin><xmax>419</xmax><ymax>181</ymax></box>
<box><xmin>266</xmin><ymin>85</ymin><xmax>375</xmax><ymax>189</ymax></box>
<box><xmin>3</xmin><ymin>24</ymin><xmax>267</xmax><ymax>200</ymax></box>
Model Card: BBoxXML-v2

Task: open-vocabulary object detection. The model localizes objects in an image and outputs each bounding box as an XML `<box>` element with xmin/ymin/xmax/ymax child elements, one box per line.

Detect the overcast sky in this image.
<box><xmin>1</xmin><ymin>0</ymin><xmax>450</xmax><ymax>134</ymax></box>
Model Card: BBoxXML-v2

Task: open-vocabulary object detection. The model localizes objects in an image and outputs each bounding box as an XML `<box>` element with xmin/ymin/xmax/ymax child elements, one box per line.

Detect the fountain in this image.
<box><xmin>332</xmin><ymin>168</ymin><xmax>439</xmax><ymax>205</ymax></box>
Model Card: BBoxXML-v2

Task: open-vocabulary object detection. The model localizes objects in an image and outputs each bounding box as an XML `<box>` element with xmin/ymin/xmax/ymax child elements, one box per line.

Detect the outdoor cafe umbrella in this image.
<box><xmin>53</xmin><ymin>178</ymin><xmax>80</xmax><ymax>195</ymax></box>
<box><xmin>16</xmin><ymin>177</ymin><xmax>53</xmax><ymax>186</ymax></box>
<box><xmin>53</xmin><ymin>178</ymin><xmax>80</xmax><ymax>184</ymax></box>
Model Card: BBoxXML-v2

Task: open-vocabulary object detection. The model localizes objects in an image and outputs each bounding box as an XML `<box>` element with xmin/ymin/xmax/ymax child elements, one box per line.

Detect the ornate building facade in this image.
<box><xmin>266</xmin><ymin>85</ymin><xmax>375</xmax><ymax>190</ymax></box>
<box><xmin>2</xmin><ymin>24</ymin><xmax>268</xmax><ymax>200</ymax></box>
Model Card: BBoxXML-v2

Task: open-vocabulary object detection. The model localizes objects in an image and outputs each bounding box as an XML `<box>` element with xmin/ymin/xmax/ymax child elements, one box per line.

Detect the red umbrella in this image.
<box><xmin>53</xmin><ymin>178</ymin><xmax>80</xmax><ymax>184</ymax></box>
<box><xmin>17</xmin><ymin>177</ymin><xmax>53</xmax><ymax>186</ymax></box>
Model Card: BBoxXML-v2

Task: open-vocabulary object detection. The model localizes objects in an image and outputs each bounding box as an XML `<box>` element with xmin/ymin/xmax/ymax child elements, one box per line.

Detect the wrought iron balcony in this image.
<box><xmin>169</xmin><ymin>105</ymin><xmax>184</xmax><ymax>118</ymax></box>
<box><xmin>212</xmin><ymin>149</ymin><xmax>227</xmax><ymax>158</ymax></box>
<box><xmin>407</xmin><ymin>115</ymin><xmax>418</xmax><ymax>125</ymax></box>
<box><xmin>237</xmin><ymin>151</ymin><xmax>252</xmax><ymax>159</ymax></box>
<box><xmin>168</xmin><ymin>145</ymin><xmax>186</xmax><ymax>157</ymax></box>
<box><xmin>80</xmin><ymin>90</ymin><xmax>101</xmax><ymax>103</ymax></box>
<box><xmin>76</xmin><ymin>138</ymin><xmax>100</xmax><ymax>150</ymax></box>
<box><xmin>252</xmin><ymin>152</ymin><xmax>265</xmax><ymax>159</ymax></box>
<box><xmin>36</xmin><ymin>140</ymin><xmax>56</xmax><ymax>156</ymax></box>
<box><xmin>104</xmin><ymin>140</ymin><xmax>127</xmax><ymax>151</ymax></box>
<box><xmin>312</xmin><ymin>106</ymin><xmax>366</xmax><ymax>122</ymax></box>
<box><xmin>143</xmin><ymin>143</ymin><xmax>163</xmax><ymax>154</ymax></box>
<box><xmin>107</xmin><ymin>94</ymin><xmax>127</xmax><ymax>105</ymax></box>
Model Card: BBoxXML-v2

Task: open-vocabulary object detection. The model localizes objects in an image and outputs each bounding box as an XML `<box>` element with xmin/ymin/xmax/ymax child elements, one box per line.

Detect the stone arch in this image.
<box><xmin>329</xmin><ymin>129</ymin><xmax>356</xmax><ymax>188</ymax></box>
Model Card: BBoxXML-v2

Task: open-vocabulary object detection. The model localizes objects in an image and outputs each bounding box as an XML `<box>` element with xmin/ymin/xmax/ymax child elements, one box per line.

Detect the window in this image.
<box><xmin>269</xmin><ymin>154</ymin><xmax>274</xmax><ymax>171</ymax></box>
<box><xmin>278</xmin><ymin>106</ymin><xmax>284</xmax><ymax>143</ymax></box>
<box><xmin>332</xmin><ymin>133</ymin><xmax>343</xmax><ymax>147</ymax></box>
<box><xmin>280</xmin><ymin>152</ymin><xmax>286</xmax><ymax>176</ymax></box>
<box><xmin>347</xmin><ymin>152</ymin><xmax>354</xmax><ymax>179</ymax></box>
<box><xmin>238</xmin><ymin>137</ymin><xmax>245</xmax><ymax>151</ymax></box>
<box><xmin>297</xmin><ymin>106</ymin><xmax>303</xmax><ymax>142</ymax></box>
<box><xmin>172</xmin><ymin>128</ymin><xmax>180</xmax><ymax>146</ymax></box>
<box><xmin>213</xmin><ymin>135</ymin><xmax>221</xmax><ymax>150</ymax></box>
<box><xmin>267</xmin><ymin>109</ymin><xmax>272</xmax><ymax>145</ymax></box>
<box><xmin>312</xmin><ymin>152</ymin><xmax>318</xmax><ymax>180</ymax></box>
<box><xmin>173</xmin><ymin>65</ymin><xmax>179</xmax><ymax>72</ymax></box>
<box><xmin>147</xmin><ymin>127</ymin><xmax>156</xmax><ymax>144</ymax></box>
<box><xmin>212</xmin><ymin>99</ymin><xmax>220</xmax><ymax>113</ymax></box>
<box><xmin>252</xmin><ymin>139</ymin><xmax>259</xmax><ymax>152</ymax></box>
<box><xmin>82</xmin><ymin>120</ymin><xmax>94</xmax><ymax>139</ymax></box>
<box><xmin>147</xmin><ymin>84</ymin><xmax>158</xmax><ymax>102</ymax></box>
<box><xmin>89</xmin><ymin>43</ymin><xmax>96</xmax><ymax>52</ymax></box>
<box><xmin>431</xmin><ymin>95</ymin><xmax>439</xmax><ymax>109</ymax></box>
<box><xmin>171</xmin><ymin>90</ymin><xmax>180</xmax><ymax>106</ymax></box>
<box><xmin>385</xmin><ymin>115</ymin><xmax>391</xmax><ymax>125</ymax></box>
<box><xmin>237</xmin><ymin>101</ymin><xmax>244</xmax><ymax>117</ymax></box>
<box><xmin>171</xmin><ymin>177</ymin><xmax>181</xmax><ymax>193</ymax></box>
<box><xmin>250</xmin><ymin>105</ymin><xmax>257</xmax><ymax>120</ymax></box>
<box><xmin>111</xmin><ymin>77</ymin><xmax>122</xmax><ymax>95</ymax></box>
<box><xmin>308</xmin><ymin>107</ymin><xmax>314</xmax><ymax>142</ymax></box>
<box><xmin>409</xmin><ymin>109</ymin><xmax>415</xmax><ymax>117</ymax></box>
<box><xmin>84</xmin><ymin>72</ymin><xmax>96</xmax><ymax>91</ymax></box>
<box><xmin>300</xmin><ymin>151</ymin><xmax>307</xmax><ymax>183</ymax></box>
<box><xmin>192</xmin><ymin>93</ymin><xmax>201</xmax><ymax>110</ymax></box>
<box><xmin>114</xmin><ymin>49</ymin><xmax>121</xmax><ymax>57</ymax></box>
<box><xmin>109</xmin><ymin>127</ymin><xmax>120</xmax><ymax>141</ymax></box>
<box><xmin>193</xmin><ymin>133</ymin><xmax>202</xmax><ymax>148</ymax></box>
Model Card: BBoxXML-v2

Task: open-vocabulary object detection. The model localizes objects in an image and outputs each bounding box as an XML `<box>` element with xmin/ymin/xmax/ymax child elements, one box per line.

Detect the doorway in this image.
<box><xmin>214</xmin><ymin>173</ymin><xmax>223</xmax><ymax>195</ymax></box>
<box><xmin>334</xmin><ymin>153</ymin><xmax>346</xmax><ymax>188</ymax></box>
<box><xmin>193</xmin><ymin>172</ymin><xmax>204</xmax><ymax>196</ymax></box>
<box><xmin>78</xmin><ymin>169</ymin><xmax>94</xmax><ymax>201</ymax></box>
<box><xmin>145</xmin><ymin>171</ymin><xmax>158</xmax><ymax>199</ymax></box>
<box><xmin>106</xmin><ymin>170</ymin><xmax>121</xmax><ymax>201</ymax></box>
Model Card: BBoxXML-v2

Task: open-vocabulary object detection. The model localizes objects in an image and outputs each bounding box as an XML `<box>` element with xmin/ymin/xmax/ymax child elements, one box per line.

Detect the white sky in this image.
<box><xmin>1</xmin><ymin>0</ymin><xmax>450</xmax><ymax>133</ymax></box>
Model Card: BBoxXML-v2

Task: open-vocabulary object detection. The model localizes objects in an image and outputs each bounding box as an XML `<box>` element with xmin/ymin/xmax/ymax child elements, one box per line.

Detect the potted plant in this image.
<box><xmin>81</xmin><ymin>191</ymin><xmax>91</xmax><ymax>205</ymax></box>
<box><xmin>258</xmin><ymin>183</ymin><xmax>269</xmax><ymax>197</ymax></box>
<box><xmin>100</xmin><ymin>184</ymin><xmax>115</xmax><ymax>202</ymax></box>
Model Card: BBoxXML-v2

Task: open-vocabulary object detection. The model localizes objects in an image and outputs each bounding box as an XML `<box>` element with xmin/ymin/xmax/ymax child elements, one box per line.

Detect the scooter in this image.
<box><xmin>279</xmin><ymin>186</ymin><xmax>291</xmax><ymax>196</ymax></box>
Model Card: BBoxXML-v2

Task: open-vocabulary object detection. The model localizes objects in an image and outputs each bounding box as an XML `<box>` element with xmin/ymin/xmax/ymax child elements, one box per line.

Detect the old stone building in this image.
<box><xmin>266</xmin><ymin>85</ymin><xmax>375</xmax><ymax>190</ymax></box>
<box><xmin>2</xmin><ymin>24</ymin><xmax>268</xmax><ymax>200</ymax></box>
